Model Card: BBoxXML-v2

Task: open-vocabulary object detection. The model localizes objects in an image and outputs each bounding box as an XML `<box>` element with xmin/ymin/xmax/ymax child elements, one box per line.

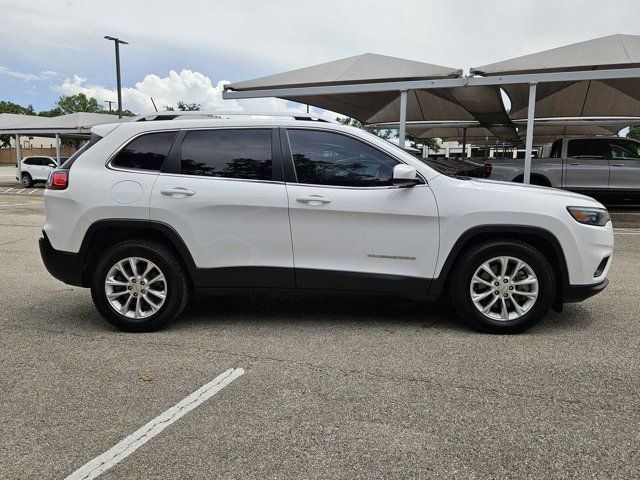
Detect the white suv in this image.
<box><xmin>17</xmin><ymin>156</ymin><xmax>62</xmax><ymax>187</ymax></box>
<box><xmin>39</xmin><ymin>115</ymin><xmax>614</xmax><ymax>333</ymax></box>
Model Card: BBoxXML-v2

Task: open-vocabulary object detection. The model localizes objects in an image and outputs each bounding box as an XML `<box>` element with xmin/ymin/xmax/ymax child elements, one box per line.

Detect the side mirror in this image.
<box><xmin>391</xmin><ymin>164</ymin><xmax>421</xmax><ymax>187</ymax></box>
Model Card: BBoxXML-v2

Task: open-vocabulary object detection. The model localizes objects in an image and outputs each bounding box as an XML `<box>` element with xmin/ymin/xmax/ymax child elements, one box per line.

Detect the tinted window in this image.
<box><xmin>609</xmin><ymin>139</ymin><xmax>640</xmax><ymax>159</ymax></box>
<box><xmin>567</xmin><ymin>139</ymin><xmax>605</xmax><ymax>159</ymax></box>
<box><xmin>287</xmin><ymin>129</ymin><xmax>398</xmax><ymax>187</ymax></box>
<box><xmin>180</xmin><ymin>129</ymin><xmax>272</xmax><ymax>180</ymax></box>
<box><xmin>550</xmin><ymin>139</ymin><xmax>562</xmax><ymax>158</ymax></box>
<box><xmin>112</xmin><ymin>131</ymin><xmax>177</xmax><ymax>171</ymax></box>
<box><xmin>23</xmin><ymin>158</ymin><xmax>41</xmax><ymax>165</ymax></box>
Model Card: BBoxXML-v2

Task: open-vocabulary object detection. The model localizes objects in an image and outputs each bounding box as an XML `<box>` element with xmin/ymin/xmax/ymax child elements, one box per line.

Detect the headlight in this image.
<box><xmin>567</xmin><ymin>206</ymin><xmax>610</xmax><ymax>226</ymax></box>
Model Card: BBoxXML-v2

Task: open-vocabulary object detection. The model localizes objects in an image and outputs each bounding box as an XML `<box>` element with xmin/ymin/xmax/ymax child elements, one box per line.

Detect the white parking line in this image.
<box><xmin>614</xmin><ymin>228</ymin><xmax>640</xmax><ymax>235</ymax></box>
<box><xmin>28</xmin><ymin>189</ymin><xmax>40</xmax><ymax>195</ymax></box>
<box><xmin>65</xmin><ymin>368</ymin><xmax>245</xmax><ymax>480</ymax></box>
<box><xmin>14</xmin><ymin>188</ymin><xmax>25</xmax><ymax>194</ymax></box>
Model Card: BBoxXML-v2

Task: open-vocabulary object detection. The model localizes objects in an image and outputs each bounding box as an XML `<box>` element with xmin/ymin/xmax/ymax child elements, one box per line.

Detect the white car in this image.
<box><xmin>17</xmin><ymin>156</ymin><xmax>62</xmax><ymax>187</ymax></box>
<box><xmin>39</xmin><ymin>115</ymin><xmax>614</xmax><ymax>333</ymax></box>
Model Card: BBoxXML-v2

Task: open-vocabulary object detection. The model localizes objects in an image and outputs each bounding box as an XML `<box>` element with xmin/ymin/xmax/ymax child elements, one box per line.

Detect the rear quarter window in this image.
<box><xmin>111</xmin><ymin>131</ymin><xmax>177</xmax><ymax>171</ymax></box>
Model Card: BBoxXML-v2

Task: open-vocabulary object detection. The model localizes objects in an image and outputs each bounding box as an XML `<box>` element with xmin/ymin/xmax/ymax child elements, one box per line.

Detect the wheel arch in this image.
<box><xmin>511</xmin><ymin>173</ymin><xmax>552</xmax><ymax>186</ymax></box>
<box><xmin>429</xmin><ymin>225</ymin><xmax>569</xmax><ymax>306</ymax></box>
<box><xmin>78</xmin><ymin>219</ymin><xmax>204</xmax><ymax>287</ymax></box>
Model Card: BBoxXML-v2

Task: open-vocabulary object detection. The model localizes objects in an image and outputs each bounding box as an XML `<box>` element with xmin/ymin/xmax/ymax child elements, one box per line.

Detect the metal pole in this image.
<box><xmin>398</xmin><ymin>90</ymin><xmax>408</xmax><ymax>149</ymax></box>
<box><xmin>523</xmin><ymin>82</ymin><xmax>538</xmax><ymax>184</ymax></box>
<box><xmin>461</xmin><ymin>127</ymin><xmax>467</xmax><ymax>159</ymax></box>
<box><xmin>15</xmin><ymin>134</ymin><xmax>21</xmax><ymax>179</ymax></box>
<box><xmin>105</xmin><ymin>36</ymin><xmax>129</xmax><ymax>119</ymax></box>
<box><xmin>114</xmin><ymin>41</ymin><xmax>123</xmax><ymax>118</ymax></box>
<box><xmin>484</xmin><ymin>136</ymin><xmax>489</xmax><ymax>158</ymax></box>
<box><xmin>55</xmin><ymin>134</ymin><xmax>61</xmax><ymax>166</ymax></box>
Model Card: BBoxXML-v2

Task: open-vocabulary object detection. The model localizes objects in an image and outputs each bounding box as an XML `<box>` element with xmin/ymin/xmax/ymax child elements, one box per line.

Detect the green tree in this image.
<box><xmin>56</xmin><ymin>93</ymin><xmax>103</xmax><ymax>114</ymax></box>
<box><xmin>336</xmin><ymin>115</ymin><xmax>435</xmax><ymax>152</ymax></box>
<box><xmin>627</xmin><ymin>125</ymin><xmax>640</xmax><ymax>141</ymax></box>
<box><xmin>0</xmin><ymin>101</ymin><xmax>36</xmax><ymax>147</ymax></box>
<box><xmin>177</xmin><ymin>101</ymin><xmax>202</xmax><ymax>111</ymax></box>
<box><xmin>337</xmin><ymin>116</ymin><xmax>393</xmax><ymax>141</ymax></box>
<box><xmin>406</xmin><ymin>132</ymin><xmax>439</xmax><ymax>154</ymax></box>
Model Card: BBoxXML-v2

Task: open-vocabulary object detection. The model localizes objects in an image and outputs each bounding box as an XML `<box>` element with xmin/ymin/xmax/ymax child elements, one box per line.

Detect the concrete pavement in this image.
<box><xmin>0</xmin><ymin>194</ymin><xmax>638</xmax><ymax>479</ymax></box>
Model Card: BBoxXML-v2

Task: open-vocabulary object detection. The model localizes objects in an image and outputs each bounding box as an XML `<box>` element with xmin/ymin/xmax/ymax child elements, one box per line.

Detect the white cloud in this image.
<box><xmin>56</xmin><ymin>69</ymin><xmax>335</xmax><ymax>118</ymax></box>
<box><xmin>0</xmin><ymin>66</ymin><xmax>58</xmax><ymax>81</ymax></box>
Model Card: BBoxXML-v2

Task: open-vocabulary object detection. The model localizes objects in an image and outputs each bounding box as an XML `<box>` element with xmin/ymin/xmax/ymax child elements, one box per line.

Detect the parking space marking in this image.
<box><xmin>65</xmin><ymin>367</ymin><xmax>245</xmax><ymax>480</ymax></box>
<box><xmin>614</xmin><ymin>228</ymin><xmax>640</xmax><ymax>235</ymax></box>
<box><xmin>28</xmin><ymin>189</ymin><xmax>40</xmax><ymax>194</ymax></box>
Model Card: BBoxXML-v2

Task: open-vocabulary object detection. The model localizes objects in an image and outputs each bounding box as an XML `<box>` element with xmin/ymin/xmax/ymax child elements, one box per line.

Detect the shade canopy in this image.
<box><xmin>0</xmin><ymin>112</ymin><xmax>128</xmax><ymax>136</ymax></box>
<box><xmin>229</xmin><ymin>53</ymin><xmax>462</xmax><ymax>90</ymax></box>
<box><xmin>472</xmin><ymin>35</ymin><xmax>640</xmax><ymax>120</ymax></box>
<box><xmin>227</xmin><ymin>53</ymin><xmax>518</xmax><ymax>140</ymax></box>
<box><xmin>410</xmin><ymin>125</ymin><xmax>496</xmax><ymax>143</ymax></box>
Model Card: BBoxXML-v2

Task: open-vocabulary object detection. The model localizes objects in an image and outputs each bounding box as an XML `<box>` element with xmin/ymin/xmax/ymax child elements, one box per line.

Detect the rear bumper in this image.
<box><xmin>39</xmin><ymin>232</ymin><xmax>84</xmax><ymax>287</ymax></box>
<box><xmin>564</xmin><ymin>278</ymin><xmax>609</xmax><ymax>303</ymax></box>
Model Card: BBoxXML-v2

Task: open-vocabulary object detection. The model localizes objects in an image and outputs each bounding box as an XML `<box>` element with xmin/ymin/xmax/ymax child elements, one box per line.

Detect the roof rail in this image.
<box><xmin>132</xmin><ymin>111</ymin><xmax>336</xmax><ymax>123</ymax></box>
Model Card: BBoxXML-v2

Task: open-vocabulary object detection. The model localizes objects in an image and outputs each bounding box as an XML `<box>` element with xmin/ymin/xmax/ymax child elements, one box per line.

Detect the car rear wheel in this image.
<box><xmin>449</xmin><ymin>239</ymin><xmax>555</xmax><ymax>333</ymax></box>
<box><xmin>91</xmin><ymin>240</ymin><xmax>188</xmax><ymax>332</ymax></box>
<box><xmin>21</xmin><ymin>173</ymin><xmax>34</xmax><ymax>188</ymax></box>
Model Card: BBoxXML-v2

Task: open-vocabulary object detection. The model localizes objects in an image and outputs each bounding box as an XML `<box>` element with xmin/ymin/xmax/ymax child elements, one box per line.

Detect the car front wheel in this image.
<box><xmin>21</xmin><ymin>173</ymin><xmax>34</xmax><ymax>188</ymax></box>
<box><xmin>450</xmin><ymin>239</ymin><xmax>555</xmax><ymax>333</ymax></box>
<box><xmin>91</xmin><ymin>240</ymin><xmax>188</xmax><ymax>332</ymax></box>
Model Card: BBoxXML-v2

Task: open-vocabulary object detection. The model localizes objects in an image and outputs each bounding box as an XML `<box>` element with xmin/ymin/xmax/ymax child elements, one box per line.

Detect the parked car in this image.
<box><xmin>39</xmin><ymin>117</ymin><xmax>613</xmax><ymax>333</ymax></box>
<box><xmin>484</xmin><ymin>136</ymin><xmax>640</xmax><ymax>202</ymax></box>
<box><xmin>422</xmin><ymin>157</ymin><xmax>485</xmax><ymax>178</ymax></box>
<box><xmin>16</xmin><ymin>156</ymin><xmax>67</xmax><ymax>187</ymax></box>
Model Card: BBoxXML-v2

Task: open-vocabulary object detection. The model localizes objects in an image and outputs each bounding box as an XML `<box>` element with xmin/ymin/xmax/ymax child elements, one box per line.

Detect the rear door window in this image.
<box><xmin>111</xmin><ymin>131</ymin><xmax>177</xmax><ymax>171</ymax></box>
<box><xmin>179</xmin><ymin>129</ymin><xmax>273</xmax><ymax>180</ymax></box>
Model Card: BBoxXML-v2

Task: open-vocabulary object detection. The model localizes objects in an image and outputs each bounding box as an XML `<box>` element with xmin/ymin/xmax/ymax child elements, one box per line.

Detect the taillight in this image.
<box><xmin>483</xmin><ymin>163</ymin><xmax>492</xmax><ymax>178</ymax></box>
<box><xmin>46</xmin><ymin>170</ymin><xmax>69</xmax><ymax>190</ymax></box>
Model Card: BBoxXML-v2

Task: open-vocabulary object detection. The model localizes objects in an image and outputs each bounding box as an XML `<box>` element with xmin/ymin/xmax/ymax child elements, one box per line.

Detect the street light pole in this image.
<box><xmin>104</xmin><ymin>36</ymin><xmax>129</xmax><ymax>119</ymax></box>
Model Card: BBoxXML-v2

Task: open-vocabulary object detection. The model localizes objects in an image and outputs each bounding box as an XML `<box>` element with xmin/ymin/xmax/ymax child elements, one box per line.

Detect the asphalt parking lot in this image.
<box><xmin>0</xmin><ymin>186</ymin><xmax>639</xmax><ymax>479</ymax></box>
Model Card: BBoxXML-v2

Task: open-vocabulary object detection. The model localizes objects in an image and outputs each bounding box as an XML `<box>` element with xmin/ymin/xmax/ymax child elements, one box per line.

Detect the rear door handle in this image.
<box><xmin>160</xmin><ymin>187</ymin><xmax>196</xmax><ymax>197</ymax></box>
<box><xmin>296</xmin><ymin>195</ymin><xmax>331</xmax><ymax>205</ymax></box>
<box><xmin>611</xmin><ymin>163</ymin><xmax>624</xmax><ymax>167</ymax></box>
<box><xmin>568</xmin><ymin>162</ymin><xmax>581</xmax><ymax>166</ymax></box>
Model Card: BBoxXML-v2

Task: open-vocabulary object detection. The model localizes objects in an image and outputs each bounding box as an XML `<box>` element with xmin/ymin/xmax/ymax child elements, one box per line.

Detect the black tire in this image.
<box><xmin>21</xmin><ymin>173</ymin><xmax>34</xmax><ymax>188</ymax></box>
<box><xmin>91</xmin><ymin>240</ymin><xmax>188</xmax><ymax>332</ymax></box>
<box><xmin>449</xmin><ymin>239</ymin><xmax>555</xmax><ymax>334</ymax></box>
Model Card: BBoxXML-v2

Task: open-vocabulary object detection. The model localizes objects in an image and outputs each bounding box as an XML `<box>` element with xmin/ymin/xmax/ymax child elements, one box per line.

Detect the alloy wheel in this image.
<box><xmin>469</xmin><ymin>255</ymin><xmax>539</xmax><ymax>321</ymax></box>
<box><xmin>104</xmin><ymin>257</ymin><xmax>167</xmax><ymax>319</ymax></box>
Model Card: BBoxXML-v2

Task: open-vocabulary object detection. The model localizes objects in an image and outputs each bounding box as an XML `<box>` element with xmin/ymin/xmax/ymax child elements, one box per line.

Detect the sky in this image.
<box><xmin>1</xmin><ymin>0</ymin><xmax>640</xmax><ymax>116</ymax></box>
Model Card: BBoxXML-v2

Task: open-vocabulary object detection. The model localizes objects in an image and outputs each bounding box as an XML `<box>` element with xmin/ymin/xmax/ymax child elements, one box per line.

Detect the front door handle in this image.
<box><xmin>568</xmin><ymin>162</ymin><xmax>581</xmax><ymax>166</ymax></box>
<box><xmin>160</xmin><ymin>187</ymin><xmax>196</xmax><ymax>197</ymax></box>
<box><xmin>296</xmin><ymin>195</ymin><xmax>331</xmax><ymax>205</ymax></box>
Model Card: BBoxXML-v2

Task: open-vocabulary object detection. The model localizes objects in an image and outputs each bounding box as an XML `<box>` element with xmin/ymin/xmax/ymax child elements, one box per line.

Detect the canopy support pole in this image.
<box><xmin>15</xmin><ymin>134</ymin><xmax>21</xmax><ymax>178</ymax></box>
<box><xmin>55</xmin><ymin>134</ymin><xmax>61</xmax><ymax>166</ymax></box>
<box><xmin>524</xmin><ymin>82</ymin><xmax>538</xmax><ymax>185</ymax></box>
<box><xmin>398</xmin><ymin>89</ymin><xmax>407</xmax><ymax>149</ymax></box>
<box><xmin>461</xmin><ymin>127</ymin><xmax>467</xmax><ymax>159</ymax></box>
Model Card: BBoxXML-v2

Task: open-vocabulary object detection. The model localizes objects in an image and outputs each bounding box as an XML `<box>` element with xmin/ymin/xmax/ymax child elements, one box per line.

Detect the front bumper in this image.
<box><xmin>39</xmin><ymin>232</ymin><xmax>84</xmax><ymax>287</ymax></box>
<box><xmin>564</xmin><ymin>278</ymin><xmax>609</xmax><ymax>303</ymax></box>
